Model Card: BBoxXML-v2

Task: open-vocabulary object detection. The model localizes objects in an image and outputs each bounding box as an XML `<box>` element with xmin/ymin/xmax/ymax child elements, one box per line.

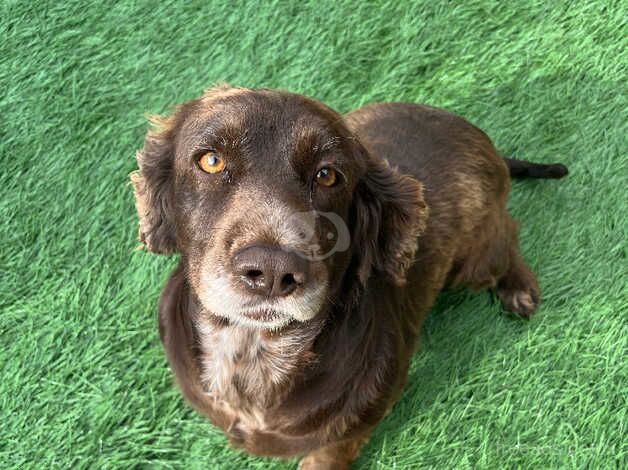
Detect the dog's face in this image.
<box><xmin>132</xmin><ymin>86</ymin><xmax>427</xmax><ymax>329</ymax></box>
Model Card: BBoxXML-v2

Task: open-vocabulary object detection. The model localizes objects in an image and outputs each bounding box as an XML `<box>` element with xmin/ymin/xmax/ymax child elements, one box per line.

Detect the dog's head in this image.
<box><xmin>132</xmin><ymin>85</ymin><xmax>427</xmax><ymax>329</ymax></box>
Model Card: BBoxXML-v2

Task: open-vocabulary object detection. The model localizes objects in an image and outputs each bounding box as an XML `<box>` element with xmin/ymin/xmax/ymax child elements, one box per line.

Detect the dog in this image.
<box><xmin>131</xmin><ymin>85</ymin><xmax>567</xmax><ymax>469</ymax></box>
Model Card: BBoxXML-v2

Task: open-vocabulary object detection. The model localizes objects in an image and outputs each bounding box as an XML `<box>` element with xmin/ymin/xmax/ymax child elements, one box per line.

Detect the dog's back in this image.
<box><xmin>347</xmin><ymin>102</ymin><xmax>547</xmax><ymax>321</ymax></box>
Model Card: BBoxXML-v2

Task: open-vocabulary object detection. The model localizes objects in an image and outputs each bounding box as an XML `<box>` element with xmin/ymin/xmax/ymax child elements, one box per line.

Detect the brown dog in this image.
<box><xmin>131</xmin><ymin>85</ymin><xmax>567</xmax><ymax>468</ymax></box>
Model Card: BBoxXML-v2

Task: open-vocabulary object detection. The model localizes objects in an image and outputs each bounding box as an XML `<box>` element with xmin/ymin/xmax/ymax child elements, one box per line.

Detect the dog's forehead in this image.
<box><xmin>179</xmin><ymin>91</ymin><xmax>346</xmax><ymax>163</ymax></box>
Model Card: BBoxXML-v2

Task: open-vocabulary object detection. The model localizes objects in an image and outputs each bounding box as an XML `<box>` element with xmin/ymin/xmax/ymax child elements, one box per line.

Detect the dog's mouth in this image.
<box><xmin>241</xmin><ymin>308</ymin><xmax>282</xmax><ymax>322</ymax></box>
<box><xmin>236</xmin><ymin>307</ymin><xmax>293</xmax><ymax>328</ymax></box>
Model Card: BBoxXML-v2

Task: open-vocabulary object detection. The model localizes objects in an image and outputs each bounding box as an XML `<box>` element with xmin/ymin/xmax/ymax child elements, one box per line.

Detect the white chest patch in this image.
<box><xmin>196</xmin><ymin>322</ymin><xmax>255</xmax><ymax>394</ymax></box>
<box><xmin>195</xmin><ymin>319</ymin><xmax>310</xmax><ymax>419</ymax></box>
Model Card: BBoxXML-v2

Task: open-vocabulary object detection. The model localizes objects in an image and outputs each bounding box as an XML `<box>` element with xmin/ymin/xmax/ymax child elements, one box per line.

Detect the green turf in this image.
<box><xmin>1</xmin><ymin>1</ymin><xmax>626</xmax><ymax>468</ymax></box>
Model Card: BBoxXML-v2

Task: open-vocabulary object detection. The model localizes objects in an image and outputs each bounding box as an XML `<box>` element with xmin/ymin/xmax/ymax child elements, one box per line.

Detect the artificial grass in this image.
<box><xmin>1</xmin><ymin>1</ymin><xmax>626</xmax><ymax>468</ymax></box>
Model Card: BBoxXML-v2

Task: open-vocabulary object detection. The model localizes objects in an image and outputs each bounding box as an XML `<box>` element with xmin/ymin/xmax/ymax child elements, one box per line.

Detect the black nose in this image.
<box><xmin>232</xmin><ymin>246</ymin><xmax>308</xmax><ymax>297</ymax></box>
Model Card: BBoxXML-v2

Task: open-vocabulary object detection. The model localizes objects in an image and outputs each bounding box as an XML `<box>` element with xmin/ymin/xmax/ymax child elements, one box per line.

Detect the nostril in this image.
<box><xmin>246</xmin><ymin>269</ymin><xmax>264</xmax><ymax>281</ymax></box>
<box><xmin>279</xmin><ymin>273</ymin><xmax>297</xmax><ymax>294</ymax></box>
<box><xmin>279</xmin><ymin>272</ymin><xmax>306</xmax><ymax>296</ymax></box>
<box><xmin>242</xmin><ymin>269</ymin><xmax>266</xmax><ymax>290</ymax></box>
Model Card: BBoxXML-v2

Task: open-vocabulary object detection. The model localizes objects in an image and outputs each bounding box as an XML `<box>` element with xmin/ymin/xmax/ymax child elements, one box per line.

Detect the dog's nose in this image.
<box><xmin>233</xmin><ymin>246</ymin><xmax>308</xmax><ymax>297</ymax></box>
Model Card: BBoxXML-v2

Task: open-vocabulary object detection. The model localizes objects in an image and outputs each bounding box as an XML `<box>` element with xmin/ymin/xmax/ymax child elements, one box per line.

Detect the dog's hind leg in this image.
<box><xmin>495</xmin><ymin>245</ymin><xmax>540</xmax><ymax>317</ymax></box>
<box><xmin>491</xmin><ymin>215</ymin><xmax>540</xmax><ymax>317</ymax></box>
<box><xmin>298</xmin><ymin>435</ymin><xmax>369</xmax><ymax>470</ymax></box>
<box><xmin>451</xmin><ymin>214</ymin><xmax>540</xmax><ymax>317</ymax></box>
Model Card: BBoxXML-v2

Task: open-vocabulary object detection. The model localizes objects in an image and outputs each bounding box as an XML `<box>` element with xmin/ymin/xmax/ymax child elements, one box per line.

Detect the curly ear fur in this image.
<box><xmin>353</xmin><ymin>157</ymin><xmax>428</xmax><ymax>286</ymax></box>
<box><xmin>131</xmin><ymin>83</ymin><xmax>247</xmax><ymax>254</ymax></box>
<box><xmin>130</xmin><ymin>114</ymin><xmax>179</xmax><ymax>254</ymax></box>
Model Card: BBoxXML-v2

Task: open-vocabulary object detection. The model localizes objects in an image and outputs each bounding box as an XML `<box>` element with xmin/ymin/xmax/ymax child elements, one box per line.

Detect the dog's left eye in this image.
<box><xmin>198</xmin><ymin>152</ymin><xmax>225</xmax><ymax>174</ymax></box>
<box><xmin>315</xmin><ymin>167</ymin><xmax>339</xmax><ymax>187</ymax></box>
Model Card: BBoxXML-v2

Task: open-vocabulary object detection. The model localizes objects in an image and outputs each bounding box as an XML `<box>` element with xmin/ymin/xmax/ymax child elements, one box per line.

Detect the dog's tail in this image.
<box><xmin>504</xmin><ymin>157</ymin><xmax>568</xmax><ymax>179</ymax></box>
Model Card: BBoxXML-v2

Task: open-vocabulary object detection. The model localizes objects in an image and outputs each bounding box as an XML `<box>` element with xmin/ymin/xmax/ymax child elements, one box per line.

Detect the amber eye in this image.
<box><xmin>198</xmin><ymin>152</ymin><xmax>225</xmax><ymax>174</ymax></box>
<box><xmin>315</xmin><ymin>167</ymin><xmax>338</xmax><ymax>187</ymax></box>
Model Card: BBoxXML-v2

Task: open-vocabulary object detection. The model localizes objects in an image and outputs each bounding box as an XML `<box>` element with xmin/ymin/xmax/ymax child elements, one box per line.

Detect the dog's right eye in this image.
<box><xmin>315</xmin><ymin>167</ymin><xmax>338</xmax><ymax>187</ymax></box>
<box><xmin>198</xmin><ymin>152</ymin><xmax>226</xmax><ymax>174</ymax></box>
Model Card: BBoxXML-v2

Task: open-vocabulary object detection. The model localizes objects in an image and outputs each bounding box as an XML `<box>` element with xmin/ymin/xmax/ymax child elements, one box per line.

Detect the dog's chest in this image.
<box><xmin>195</xmin><ymin>321</ymin><xmax>309</xmax><ymax>429</ymax></box>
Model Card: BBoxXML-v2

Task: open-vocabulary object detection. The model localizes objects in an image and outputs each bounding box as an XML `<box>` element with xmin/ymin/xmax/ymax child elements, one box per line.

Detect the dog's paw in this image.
<box><xmin>298</xmin><ymin>456</ymin><xmax>349</xmax><ymax>470</ymax></box>
<box><xmin>497</xmin><ymin>285</ymin><xmax>540</xmax><ymax>317</ymax></box>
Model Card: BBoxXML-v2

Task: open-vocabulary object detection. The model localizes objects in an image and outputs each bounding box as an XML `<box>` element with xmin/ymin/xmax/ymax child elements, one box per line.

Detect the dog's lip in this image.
<box><xmin>241</xmin><ymin>308</ymin><xmax>283</xmax><ymax>322</ymax></box>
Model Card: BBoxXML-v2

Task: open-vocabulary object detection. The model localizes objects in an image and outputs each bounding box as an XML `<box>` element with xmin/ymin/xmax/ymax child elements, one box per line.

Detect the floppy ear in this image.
<box><xmin>130</xmin><ymin>114</ymin><xmax>179</xmax><ymax>254</ymax></box>
<box><xmin>130</xmin><ymin>83</ymin><xmax>240</xmax><ymax>254</ymax></box>
<box><xmin>352</xmin><ymin>155</ymin><xmax>428</xmax><ymax>285</ymax></box>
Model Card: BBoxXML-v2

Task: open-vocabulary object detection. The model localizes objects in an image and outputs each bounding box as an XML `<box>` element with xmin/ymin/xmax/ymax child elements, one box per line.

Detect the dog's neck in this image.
<box><xmin>192</xmin><ymin>295</ymin><xmax>326</xmax><ymax>408</ymax></box>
